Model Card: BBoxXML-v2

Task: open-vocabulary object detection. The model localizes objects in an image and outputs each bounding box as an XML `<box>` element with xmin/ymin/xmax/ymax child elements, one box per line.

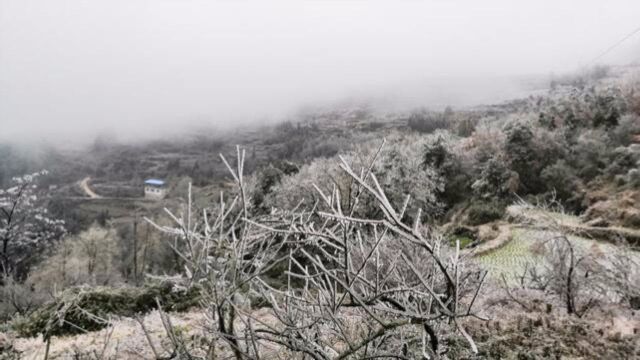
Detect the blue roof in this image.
<box><xmin>144</xmin><ymin>179</ymin><xmax>165</xmax><ymax>186</ymax></box>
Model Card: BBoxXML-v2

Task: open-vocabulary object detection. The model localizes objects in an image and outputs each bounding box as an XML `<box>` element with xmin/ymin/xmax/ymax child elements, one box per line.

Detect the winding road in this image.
<box><xmin>79</xmin><ymin>176</ymin><xmax>101</xmax><ymax>199</ymax></box>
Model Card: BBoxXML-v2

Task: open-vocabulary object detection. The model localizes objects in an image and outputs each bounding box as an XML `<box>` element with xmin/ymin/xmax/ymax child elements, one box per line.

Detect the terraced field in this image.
<box><xmin>476</xmin><ymin>228</ymin><xmax>540</xmax><ymax>279</ymax></box>
<box><xmin>476</xmin><ymin>226</ymin><xmax>639</xmax><ymax>282</ymax></box>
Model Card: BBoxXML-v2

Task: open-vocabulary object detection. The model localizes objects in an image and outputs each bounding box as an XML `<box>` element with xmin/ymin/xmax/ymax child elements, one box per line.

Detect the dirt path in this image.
<box><xmin>79</xmin><ymin>176</ymin><xmax>101</xmax><ymax>199</ymax></box>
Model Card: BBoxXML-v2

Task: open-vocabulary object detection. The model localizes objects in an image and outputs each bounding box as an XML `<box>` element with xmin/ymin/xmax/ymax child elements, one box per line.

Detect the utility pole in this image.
<box><xmin>133</xmin><ymin>213</ymin><xmax>138</xmax><ymax>286</ymax></box>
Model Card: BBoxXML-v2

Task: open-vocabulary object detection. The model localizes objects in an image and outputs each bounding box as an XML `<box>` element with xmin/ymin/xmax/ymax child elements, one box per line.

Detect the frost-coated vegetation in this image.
<box><xmin>141</xmin><ymin>146</ymin><xmax>487</xmax><ymax>358</ymax></box>
<box><xmin>266</xmin><ymin>134</ymin><xmax>446</xmax><ymax>220</ymax></box>
<box><xmin>0</xmin><ymin>172</ymin><xmax>65</xmax><ymax>279</ymax></box>
<box><xmin>2</xmin><ymin>67</ymin><xmax>640</xmax><ymax>358</ymax></box>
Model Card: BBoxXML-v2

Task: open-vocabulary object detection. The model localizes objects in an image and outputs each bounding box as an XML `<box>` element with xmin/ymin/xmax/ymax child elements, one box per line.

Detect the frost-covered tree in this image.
<box><xmin>503</xmin><ymin>121</ymin><xmax>552</xmax><ymax>194</ymax></box>
<box><xmin>29</xmin><ymin>224</ymin><xmax>121</xmax><ymax>293</ymax></box>
<box><xmin>267</xmin><ymin>135</ymin><xmax>445</xmax><ymax>220</ymax></box>
<box><xmin>0</xmin><ymin>171</ymin><xmax>65</xmax><ymax>278</ymax></box>
<box><xmin>472</xmin><ymin>155</ymin><xmax>518</xmax><ymax>199</ymax></box>
<box><xmin>422</xmin><ymin>131</ymin><xmax>470</xmax><ymax>207</ymax></box>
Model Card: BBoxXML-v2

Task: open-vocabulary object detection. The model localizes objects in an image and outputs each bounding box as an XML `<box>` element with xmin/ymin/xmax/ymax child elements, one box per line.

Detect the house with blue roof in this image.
<box><xmin>144</xmin><ymin>178</ymin><xmax>167</xmax><ymax>199</ymax></box>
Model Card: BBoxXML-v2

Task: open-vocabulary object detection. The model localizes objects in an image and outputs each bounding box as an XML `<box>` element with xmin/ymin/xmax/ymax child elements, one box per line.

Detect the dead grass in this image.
<box><xmin>13</xmin><ymin>310</ymin><xmax>204</xmax><ymax>359</ymax></box>
<box><xmin>7</xmin><ymin>297</ymin><xmax>639</xmax><ymax>360</ymax></box>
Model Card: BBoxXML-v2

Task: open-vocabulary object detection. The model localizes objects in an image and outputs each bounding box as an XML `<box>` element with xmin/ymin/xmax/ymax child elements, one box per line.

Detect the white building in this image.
<box><xmin>144</xmin><ymin>179</ymin><xmax>166</xmax><ymax>199</ymax></box>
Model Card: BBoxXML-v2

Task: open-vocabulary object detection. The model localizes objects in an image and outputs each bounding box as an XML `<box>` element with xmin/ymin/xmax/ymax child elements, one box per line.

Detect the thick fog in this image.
<box><xmin>1</xmin><ymin>0</ymin><xmax>640</xmax><ymax>145</ymax></box>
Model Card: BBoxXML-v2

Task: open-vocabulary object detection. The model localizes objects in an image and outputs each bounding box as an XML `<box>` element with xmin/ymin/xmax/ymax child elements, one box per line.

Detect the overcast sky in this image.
<box><xmin>1</xmin><ymin>0</ymin><xmax>640</xmax><ymax>145</ymax></box>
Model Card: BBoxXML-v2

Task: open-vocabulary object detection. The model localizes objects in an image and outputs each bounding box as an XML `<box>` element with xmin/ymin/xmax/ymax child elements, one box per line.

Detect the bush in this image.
<box><xmin>591</xmin><ymin>92</ymin><xmax>622</xmax><ymax>128</ymax></box>
<box><xmin>571</xmin><ymin>130</ymin><xmax>610</xmax><ymax>180</ymax></box>
<box><xmin>629</xmin><ymin>168</ymin><xmax>640</xmax><ymax>188</ymax></box>
<box><xmin>604</xmin><ymin>146</ymin><xmax>639</xmax><ymax>178</ymax></box>
<box><xmin>449</xmin><ymin>226</ymin><xmax>477</xmax><ymax>249</ymax></box>
<box><xmin>466</xmin><ymin>201</ymin><xmax>506</xmax><ymax>226</ymax></box>
<box><xmin>541</xmin><ymin>160</ymin><xmax>583</xmax><ymax>210</ymax></box>
<box><xmin>251</xmin><ymin>161</ymin><xmax>299</xmax><ymax>211</ymax></box>
<box><xmin>0</xmin><ymin>277</ymin><xmax>48</xmax><ymax>321</ymax></box>
<box><xmin>14</xmin><ymin>281</ymin><xmax>201</xmax><ymax>338</ymax></box>
<box><xmin>611</xmin><ymin>114</ymin><xmax>640</xmax><ymax>146</ymax></box>
<box><xmin>251</xmin><ymin>165</ymin><xmax>285</xmax><ymax>210</ymax></box>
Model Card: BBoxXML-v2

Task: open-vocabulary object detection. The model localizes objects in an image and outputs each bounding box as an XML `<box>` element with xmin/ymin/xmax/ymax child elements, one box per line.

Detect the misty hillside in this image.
<box><xmin>4</xmin><ymin>1</ymin><xmax>640</xmax><ymax>357</ymax></box>
<box><xmin>1</xmin><ymin>64</ymin><xmax>639</xmax><ymax>359</ymax></box>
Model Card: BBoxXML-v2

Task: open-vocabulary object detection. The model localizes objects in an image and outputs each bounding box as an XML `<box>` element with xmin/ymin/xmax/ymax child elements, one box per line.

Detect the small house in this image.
<box><xmin>144</xmin><ymin>179</ymin><xmax>167</xmax><ymax>199</ymax></box>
